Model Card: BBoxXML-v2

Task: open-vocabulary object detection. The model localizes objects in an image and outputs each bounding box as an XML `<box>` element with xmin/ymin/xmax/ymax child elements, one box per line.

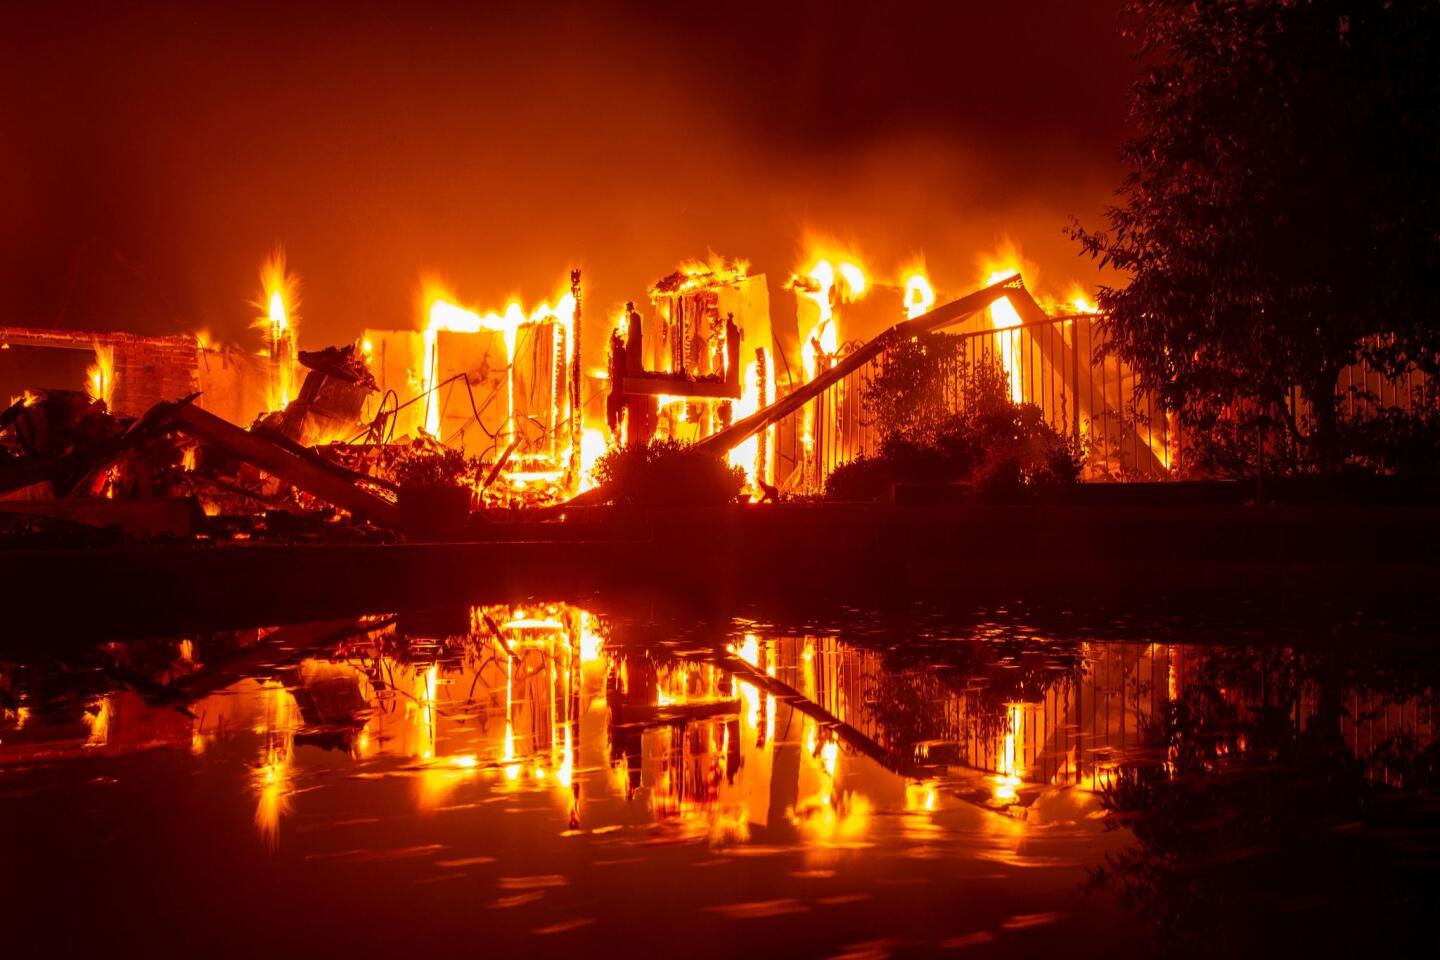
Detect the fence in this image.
<box><xmin>770</xmin><ymin>314</ymin><xmax>1177</xmax><ymax>494</ymax></box>
<box><xmin>767</xmin><ymin>314</ymin><xmax>1436</xmax><ymax>495</ymax></box>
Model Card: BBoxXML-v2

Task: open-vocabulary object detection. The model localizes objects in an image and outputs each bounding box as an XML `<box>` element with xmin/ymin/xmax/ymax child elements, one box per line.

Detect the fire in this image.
<box><xmin>1068</xmin><ymin>288</ymin><xmax>1099</xmax><ymax>314</ymax></box>
<box><xmin>903</xmin><ymin>273</ymin><xmax>936</xmax><ymax>320</ymax></box>
<box><xmin>85</xmin><ymin>342</ymin><xmax>115</xmax><ymax>407</ymax></box>
<box><xmin>978</xmin><ymin>242</ymin><xmax>1042</xmax><ymax>405</ymax></box>
<box><xmin>790</xmin><ymin>253</ymin><xmax>867</xmax><ymax>474</ymax></box>
<box><xmin>575</xmin><ymin>427</ymin><xmax>608</xmax><ymax>492</ymax></box>
<box><xmin>983</xmin><ymin>267</ymin><xmax>1025</xmax><ymax>405</ymax></box>
<box><xmin>794</xmin><ymin>256</ymin><xmax>866</xmax><ymax>382</ymax></box>
<box><xmin>727</xmin><ymin>349</ymin><xmax>773</xmax><ymax>489</ymax></box>
<box><xmin>255</xmin><ymin>251</ymin><xmax>299</xmax><ymax>409</ymax></box>
<box><xmin>419</xmin><ymin>281</ymin><xmax>576</xmax><ymax>440</ymax></box>
<box><xmin>663</xmin><ymin>254</ymin><xmax>752</xmax><ymax>294</ymax></box>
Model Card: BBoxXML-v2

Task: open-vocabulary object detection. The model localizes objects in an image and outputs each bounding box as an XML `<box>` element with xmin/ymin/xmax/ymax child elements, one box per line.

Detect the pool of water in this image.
<box><xmin>3</xmin><ymin>602</ymin><xmax>1437</xmax><ymax>956</ymax></box>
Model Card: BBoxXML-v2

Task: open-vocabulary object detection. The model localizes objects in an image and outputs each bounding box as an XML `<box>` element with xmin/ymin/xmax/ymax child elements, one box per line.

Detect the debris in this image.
<box><xmin>166</xmin><ymin>401</ymin><xmax>403</xmax><ymax>530</ymax></box>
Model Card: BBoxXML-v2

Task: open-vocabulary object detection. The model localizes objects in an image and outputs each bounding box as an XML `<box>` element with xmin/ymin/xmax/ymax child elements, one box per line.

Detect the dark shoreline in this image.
<box><xmin>2</xmin><ymin>497</ymin><xmax>1437</xmax><ymax>639</ymax></box>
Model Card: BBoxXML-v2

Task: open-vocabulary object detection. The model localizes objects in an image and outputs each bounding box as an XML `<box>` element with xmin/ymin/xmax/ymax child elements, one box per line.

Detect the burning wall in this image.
<box><xmin>1</xmin><ymin>328</ymin><xmax>201</xmax><ymax>418</ymax></box>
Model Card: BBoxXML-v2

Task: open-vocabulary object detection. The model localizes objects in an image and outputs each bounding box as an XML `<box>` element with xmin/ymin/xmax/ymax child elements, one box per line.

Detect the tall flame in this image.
<box><xmin>795</xmin><ymin>256</ymin><xmax>866</xmax><ymax>383</ymax></box>
<box><xmin>85</xmin><ymin>342</ymin><xmax>115</xmax><ymax>408</ymax></box>
<box><xmin>727</xmin><ymin>349</ymin><xmax>773</xmax><ymax>488</ymax></box>
<box><xmin>985</xmin><ymin>269</ymin><xmax>1024</xmax><ymax>404</ymax></box>
<box><xmin>255</xmin><ymin>251</ymin><xmax>299</xmax><ymax>409</ymax></box>
<box><xmin>903</xmin><ymin>274</ymin><xmax>936</xmax><ymax>320</ymax></box>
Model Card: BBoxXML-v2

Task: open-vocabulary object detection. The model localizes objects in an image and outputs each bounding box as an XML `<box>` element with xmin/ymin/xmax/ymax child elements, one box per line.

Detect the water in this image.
<box><xmin>2</xmin><ymin>602</ymin><xmax>1437</xmax><ymax>957</ymax></box>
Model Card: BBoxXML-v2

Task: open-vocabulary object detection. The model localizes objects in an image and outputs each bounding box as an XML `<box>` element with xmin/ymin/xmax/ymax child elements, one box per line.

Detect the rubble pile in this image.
<box><xmin>0</xmin><ymin>345</ymin><xmax>480</xmax><ymax>545</ymax></box>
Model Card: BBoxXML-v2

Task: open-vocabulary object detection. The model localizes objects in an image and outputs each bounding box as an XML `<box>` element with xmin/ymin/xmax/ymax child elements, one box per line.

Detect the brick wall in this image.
<box><xmin>110</xmin><ymin>337</ymin><xmax>200</xmax><ymax>417</ymax></box>
<box><xmin>0</xmin><ymin>327</ymin><xmax>201</xmax><ymax>418</ymax></box>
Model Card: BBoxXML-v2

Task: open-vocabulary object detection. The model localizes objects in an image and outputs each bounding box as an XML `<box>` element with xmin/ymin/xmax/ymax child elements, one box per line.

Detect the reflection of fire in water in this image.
<box><xmin>53</xmin><ymin>611</ymin><xmax>1379</xmax><ymax>853</ymax></box>
<box><xmin>993</xmin><ymin>702</ymin><xmax>1026</xmax><ymax>803</ymax></box>
<box><xmin>11</xmin><ymin>615</ymin><xmax>1437</xmax><ymax>878</ymax></box>
<box><xmin>84</xmin><ymin>696</ymin><xmax>111</xmax><ymax>746</ymax></box>
<box><xmin>253</xmin><ymin>679</ymin><xmax>295</xmax><ymax>847</ymax></box>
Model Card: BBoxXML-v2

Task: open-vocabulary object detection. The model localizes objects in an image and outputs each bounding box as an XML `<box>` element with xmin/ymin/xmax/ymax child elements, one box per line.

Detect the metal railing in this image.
<box><xmin>771</xmin><ymin>315</ymin><xmax>1177</xmax><ymax>494</ymax></box>
<box><xmin>768</xmin><ymin>315</ymin><xmax>1435</xmax><ymax>494</ymax></box>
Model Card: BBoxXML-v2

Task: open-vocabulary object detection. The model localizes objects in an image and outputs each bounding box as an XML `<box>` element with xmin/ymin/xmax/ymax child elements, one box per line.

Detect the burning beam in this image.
<box><xmin>167</xmin><ymin>402</ymin><xmax>403</xmax><ymax>529</ymax></box>
<box><xmin>695</xmin><ymin>273</ymin><xmax>1022</xmax><ymax>456</ymax></box>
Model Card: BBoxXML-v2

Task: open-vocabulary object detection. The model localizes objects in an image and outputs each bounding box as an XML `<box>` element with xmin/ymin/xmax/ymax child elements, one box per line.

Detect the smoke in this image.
<box><xmin>0</xmin><ymin>0</ymin><xmax>1132</xmax><ymax>372</ymax></box>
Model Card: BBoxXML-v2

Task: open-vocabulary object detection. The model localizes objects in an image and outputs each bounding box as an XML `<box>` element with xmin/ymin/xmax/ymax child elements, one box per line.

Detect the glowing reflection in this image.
<box><xmin>7</xmin><ymin>604</ymin><xmax>1363</xmax><ymax>864</ymax></box>
<box><xmin>253</xmin><ymin>680</ymin><xmax>295</xmax><ymax>848</ymax></box>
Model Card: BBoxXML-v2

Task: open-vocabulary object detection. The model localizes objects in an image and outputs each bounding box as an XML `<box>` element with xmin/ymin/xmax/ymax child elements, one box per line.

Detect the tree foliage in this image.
<box><xmin>1073</xmin><ymin>0</ymin><xmax>1440</xmax><ymax>468</ymax></box>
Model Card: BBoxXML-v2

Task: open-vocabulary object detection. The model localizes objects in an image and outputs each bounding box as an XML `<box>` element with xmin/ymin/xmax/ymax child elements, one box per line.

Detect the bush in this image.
<box><xmin>1339</xmin><ymin>395</ymin><xmax>1440</xmax><ymax>476</ymax></box>
<box><xmin>825</xmin><ymin>348</ymin><xmax>1082</xmax><ymax>501</ymax></box>
<box><xmin>593</xmin><ymin>438</ymin><xmax>746</xmax><ymax>507</ymax></box>
<box><xmin>389</xmin><ymin>441</ymin><xmax>473</xmax><ymax>489</ymax></box>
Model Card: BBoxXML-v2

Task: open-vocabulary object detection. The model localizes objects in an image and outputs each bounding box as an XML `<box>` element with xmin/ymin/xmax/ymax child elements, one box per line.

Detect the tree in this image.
<box><xmin>1074</xmin><ymin>0</ymin><xmax>1440</xmax><ymax>469</ymax></box>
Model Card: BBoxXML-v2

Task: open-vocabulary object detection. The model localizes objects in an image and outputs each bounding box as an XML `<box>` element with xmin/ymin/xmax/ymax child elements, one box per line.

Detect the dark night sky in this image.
<box><xmin>1</xmin><ymin>0</ymin><xmax>1136</xmax><ymax>358</ymax></box>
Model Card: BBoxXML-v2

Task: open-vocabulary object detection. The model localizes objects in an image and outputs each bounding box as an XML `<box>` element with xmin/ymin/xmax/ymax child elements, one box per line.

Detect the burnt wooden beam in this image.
<box><xmin>168</xmin><ymin>402</ymin><xmax>402</xmax><ymax>529</ymax></box>
<box><xmin>695</xmin><ymin>274</ymin><xmax>1020</xmax><ymax>456</ymax></box>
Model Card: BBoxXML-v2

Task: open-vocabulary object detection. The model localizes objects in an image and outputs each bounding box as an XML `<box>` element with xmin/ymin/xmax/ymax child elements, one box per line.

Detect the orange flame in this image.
<box><xmin>903</xmin><ymin>273</ymin><xmax>936</xmax><ymax>320</ymax></box>
<box><xmin>979</xmin><ymin>243</ymin><xmax>1036</xmax><ymax>405</ymax></box>
<box><xmin>85</xmin><ymin>342</ymin><xmax>115</xmax><ymax>408</ymax></box>
<box><xmin>793</xmin><ymin>254</ymin><xmax>866</xmax><ymax>382</ymax></box>
<box><xmin>419</xmin><ymin>280</ymin><xmax>576</xmax><ymax>440</ymax></box>
<box><xmin>255</xmin><ymin>250</ymin><xmax>299</xmax><ymax>409</ymax></box>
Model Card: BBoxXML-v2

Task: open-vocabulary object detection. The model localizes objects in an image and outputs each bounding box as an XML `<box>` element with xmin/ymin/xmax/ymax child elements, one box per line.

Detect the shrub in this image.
<box><xmin>825</xmin><ymin>346</ymin><xmax>1082</xmax><ymax>501</ymax></box>
<box><xmin>593</xmin><ymin>438</ymin><xmax>746</xmax><ymax>506</ymax></box>
<box><xmin>389</xmin><ymin>442</ymin><xmax>473</xmax><ymax>489</ymax></box>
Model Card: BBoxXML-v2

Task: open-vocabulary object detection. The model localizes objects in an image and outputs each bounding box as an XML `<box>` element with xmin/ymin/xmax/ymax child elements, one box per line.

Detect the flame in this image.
<box><xmin>85</xmin><ymin>343</ymin><xmax>115</xmax><ymax>407</ymax></box>
<box><xmin>903</xmin><ymin>273</ymin><xmax>936</xmax><ymax>320</ymax></box>
<box><xmin>661</xmin><ymin>255</ymin><xmax>752</xmax><ymax>295</ymax></box>
<box><xmin>727</xmin><ymin>349</ymin><xmax>773</xmax><ymax>488</ymax></box>
<box><xmin>978</xmin><ymin>242</ymin><xmax>1041</xmax><ymax>406</ymax></box>
<box><xmin>576</xmin><ymin>427</ymin><xmax>608</xmax><ymax>492</ymax></box>
<box><xmin>419</xmin><ymin>280</ymin><xmax>575</xmax><ymax>440</ymax></box>
<box><xmin>983</xmin><ymin>268</ymin><xmax>1025</xmax><ymax>405</ymax></box>
<box><xmin>905</xmin><ymin>781</ymin><xmax>938</xmax><ymax>812</ymax></box>
<box><xmin>255</xmin><ymin>251</ymin><xmax>299</xmax><ymax>409</ymax></box>
<box><xmin>794</xmin><ymin>256</ymin><xmax>866</xmax><ymax>382</ymax></box>
<box><xmin>792</xmin><ymin>253</ymin><xmax>866</xmax><ymax>463</ymax></box>
<box><xmin>836</xmin><ymin>262</ymin><xmax>866</xmax><ymax>297</ymax></box>
<box><xmin>1068</xmin><ymin>288</ymin><xmax>1098</xmax><ymax>315</ymax></box>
